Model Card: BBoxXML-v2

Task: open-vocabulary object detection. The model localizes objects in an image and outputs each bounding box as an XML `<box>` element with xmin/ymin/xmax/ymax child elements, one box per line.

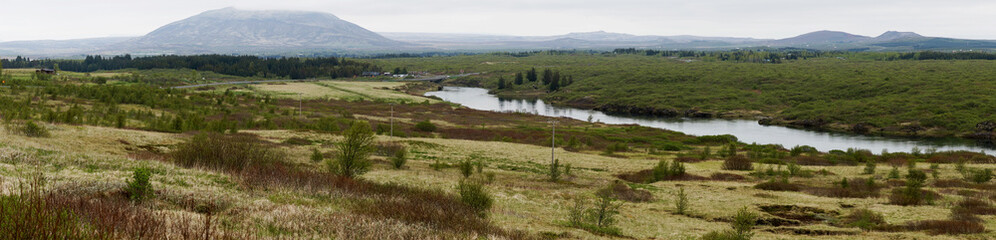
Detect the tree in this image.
<box><xmin>497</xmin><ymin>76</ymin><xmax>506</xmax><ymax>89</ymax></box>
<box><xmin>548</xmin><ymin>75</ymin><xmax>560</xmax><ymax>91</ymax></box>
<box><xmin>514</xmin><ymin>72</ymin><xmax>524</xmax><ymax>85</ymax></box>
<box><xmin>542</xmin><ymin>69</ymin><xmax>553</xmax><ymax>85</ymax></box>
<box><xmin>329</xmin><ymin>122</ymin><xmax>375</xmax><ymax>178</ymax></box>
<box><xmin>526</xmin><ymin>68</ymin><xmax>537</xmax><ymax>82</ymax></box>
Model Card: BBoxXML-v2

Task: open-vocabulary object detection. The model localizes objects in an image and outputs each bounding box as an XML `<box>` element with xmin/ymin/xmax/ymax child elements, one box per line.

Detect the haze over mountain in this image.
<box><xmin>1</xmin><ymin>8</ymin><xmax>995</xmax><ymax>57</ymax></box>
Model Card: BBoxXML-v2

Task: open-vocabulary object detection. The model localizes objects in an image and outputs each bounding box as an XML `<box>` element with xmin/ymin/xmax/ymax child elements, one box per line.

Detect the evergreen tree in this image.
<box><xmin>527</xmin><ymin>68</ymin><xmax>538</xmax><ymax>82</ymax></box>
<box><xmin>497</xmin><ymin>76</ymin><xmax>506</xmax><ymax>89</ymax></box>
<box><xmin>514</xmin><ymin>72</ymin><xmax>524</xmax><ymax>85</ymax></box>
<box><xmin>548</xmin><ymin>75</ymin><xmax>560</xmax><ymax>91</ymax></box>
<box><xmin>542</xmin><ymin>69</ymin><xmax>553</xmax><ymax>85</ymax></box>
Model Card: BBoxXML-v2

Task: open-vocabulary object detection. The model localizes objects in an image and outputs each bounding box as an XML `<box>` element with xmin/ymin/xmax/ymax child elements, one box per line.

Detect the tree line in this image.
<box><xmin>1</xmin><ymin>54</ymin><xmax>383</xmax><ymax>79</ymax></box>
<box><xmin>498</xmin><ymin>67</ymin><xmax>574</xmax><ymax>92</ymax></box>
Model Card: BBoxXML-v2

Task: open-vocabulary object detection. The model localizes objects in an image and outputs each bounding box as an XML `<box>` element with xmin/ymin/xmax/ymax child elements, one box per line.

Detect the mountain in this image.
<box><xmin>119</xmin><ymin>7</ymin><xmax>408</xmax><ymax>54</ymax></box>
<box><xmin>770</xmin><ymin>30</ymin><xmax>872</xmax><ymax>46</ymax></box>
<box><xmin>873</xmin><ymin>31</ymin><xmax>924</xmax><ymax>42</ymax></box>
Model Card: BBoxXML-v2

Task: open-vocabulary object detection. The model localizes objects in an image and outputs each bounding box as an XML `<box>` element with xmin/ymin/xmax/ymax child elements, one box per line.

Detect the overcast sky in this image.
<box><xmin>1</xmin><ymin>0</ymin><xmax>994</xmax><ymax>41</ymax></box>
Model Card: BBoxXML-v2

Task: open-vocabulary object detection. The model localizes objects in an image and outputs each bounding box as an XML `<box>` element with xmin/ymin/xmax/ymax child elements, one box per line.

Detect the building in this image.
<box><xmin>36</xmin><ymin>69</ymin><xmax>56</xmax><ymax>74</ymax></box>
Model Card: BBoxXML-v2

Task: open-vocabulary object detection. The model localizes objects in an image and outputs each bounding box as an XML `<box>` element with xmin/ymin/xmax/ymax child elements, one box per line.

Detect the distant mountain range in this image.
<box><xmin>2</xmin><ymin>8</ymin><xmax>995</xmax><ymax>57</ymax></box>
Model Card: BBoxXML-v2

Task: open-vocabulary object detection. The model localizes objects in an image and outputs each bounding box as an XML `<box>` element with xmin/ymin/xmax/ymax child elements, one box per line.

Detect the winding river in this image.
<box><xmin>426</xmin><ymin>87</ymin><xmax>994</xmax><ymax>155</ymax></box>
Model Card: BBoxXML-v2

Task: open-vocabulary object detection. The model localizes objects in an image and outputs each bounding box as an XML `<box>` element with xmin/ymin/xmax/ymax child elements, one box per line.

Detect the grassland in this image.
<box><xmin>371</xmin><ymin>52</ymin><xmax>996</xmax><ymax>140</ymax></box>
<box><xmin>3</xmin><ymin>66</ymin><xmax>996</xmax><ymax>239</ymax></box>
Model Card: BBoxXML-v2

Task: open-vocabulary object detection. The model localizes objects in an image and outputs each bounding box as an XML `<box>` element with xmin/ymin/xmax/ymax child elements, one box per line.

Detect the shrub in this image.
<box><xmin>415</xmin><ymin>120</ymin><xmax>437</xmax><ymax>132</ymax></box>
<box><xmin>905</xmin><ymin>220</ymin><xmax>985</xmax><ymax>235</ymax></box>
<box><xmin>391</xmin><ymin>146</ymin><xmax>408</xmax><ymax>169</ymax></box>
<box><xmin>596</xmin><ymin>181</ymin><xmax>653</xmax><ymax>203</ymax></box>
<box><xmin>730</xmin><ymin>207</ymin><xmax>759</xmax><ymax>240</ymax></box>
<box><xmin>705</xmin><ymin>207</ymin><xmax>759</xmax><ymax>240</ymax></box>
<box><xmin>329</xmin><ymin>123</ymin><xmax>375</xmax><ymax>178</ymax></box>
<box><xmin>889</xmin><ymin>170</ymin><xmax>935</xmax><ymax>206</ymax></box>
<box><xmin>170</xmin><ymin>133</ymin><xmax>285</xmax><ymax>172</ymax></box>
<box><xmin>929</xmin><ymin>163</ymin><xmax>940</xmax><ymax>179</ymax></box>
<box><xmin>754</xmin><ymin>178</ymin><xmax>800</xmax><ymax>192</ymax></box>
<box><xmin>457</xmin><ymin>181</ymin><xmax>493</xmax><ymax>216</ymax></box>
<box><xmin>458</xmin><ymin>160</ymin><xmax>474</xmax><ymax>178</ymax></box>
<box><xmin>310</xmin><ymin>148</ymin><xmax>324</xmax><ymax>163</ymax></box>
<box><xmin>548</xmin><ymin>159</ymin><xmax>561</xmax><ymax>181</ymax></box>
<box><xmin>863</xmin><ymin>161</ymin><xmax>876</xmax><ymax>175</ymax></box>
<box><xmin>675</xmin><ymin>187</ymin><xmax>689</xmax><ymax>215</ymax></box>
<box><xmin>963</xmin><ymin>168</ymin><xmax>993</xmax><ymax>184</ymax></box>
<box><xmin>723</xmin><ymin>155</ymin><xmax>753</xmax><ymax>171</ymax></box>
<box><xmin>839</xmin><ymin>208</ymin><xmax>886</xmax><ymax>231</ymax></box>
<box><xmin>125</xmin><ymin>168</ymin><xmax>154</xmax><ymax>202</ymax></box>
<box><xmin>652</xmin><ymin>159</ymin><xmax>685</xmax><ymax>181</ymax></box>
<box><xmin>566</xmin><ymin>193</ymin><xmax>624</xmax><ymax>236</ymax></box>
<box><xmin>888</xmin><ymin>166</ymin><xmax>901</xmax><ymax>179</ymax></box>
<box><xmin>20</xmin><ymin>121</ymin><xmax>50</xmax><ymax>138</ymax></box>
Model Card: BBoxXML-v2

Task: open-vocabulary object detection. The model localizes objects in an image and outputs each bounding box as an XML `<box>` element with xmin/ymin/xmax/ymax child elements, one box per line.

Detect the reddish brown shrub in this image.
<box><xmin>723</xmin><ymin>155</ymin><xmax>753</xmax><ymax>171</ymax></box>
<box><xmin>755</xmin><ymin>180</ymin><xmax>801</xmax><ymax>192</ymax></box>
<box><xmin>596</xmin><ymin>181</ymin><xmax>653</xmax><ymax>203</ymax></box>
<box><xmin>905</xmin><ymin>220</ymin><xmax>985</xmax><ymax>235</ymax></box>
<box><xmin>710</xmin><ymin>173</ymin><xmax>747</xmax><ymax>181</ymax></box>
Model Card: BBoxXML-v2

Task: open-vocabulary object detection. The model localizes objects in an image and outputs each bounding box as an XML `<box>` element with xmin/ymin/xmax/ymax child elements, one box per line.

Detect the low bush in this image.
<box><xmin>962</xmin><ymin>168</ymin><xmax>993</xmax><ymax>184</ymax></box>
<box><xmin>805</xmin><ymin>178</ymin><xmax>881</xmax><ymax>198</ymax></box>
<box><xmin>905</xmin><ymin>220</ymin><xmax>985</xmax><ymax>235</ymax></box>
<box><xmin>457</xmin><ymin>181</ymin><xmax>493</xmax><ymax>217</ymax></box>
<box><xmin>391</xmin><ymin>146</ymin><xmax>408</xmax><ymax>169</ymax></box>
<box><xmin>703</xmin><ymin>207</ymin><xmax>758</xmax><ymax>240</ymax></box>
<box><xmin>310</xmin><ymin>148</ymin><xmax>324</xmax><ymax>163</ymax></box>
<box><xmin>19</xmin><ymin>121</ymin><xmax>50</xmax><ymax>138</ymax></box>
<box><xmin>330</xmin><ymin>123</ymin><xmax>375</xmax><ymax>178</ymax></box>
<box><xmin>566</xmin><ymin>193</ymin><xmax>623</xmax><ymax>236</ymax></box>
<box><xmin>596</xmin><ymin>181</ymin><xmax>653</xmax><ymax>203</ymax></box>
<box><xmin>754</xmin><ymin>178</ymin><xmax>800</xmax><ymax>192</ymax></box>
<box><xmin>838</xmin><ymin>208</ymin><xmax>886</xmax><ymax>231</ymax></box>
<box><xmin>124</xmin><ymin>167</ymin><xmax>154</xmax><ymax>202</ymax></box>
<box><xmin>170</xmin><ymin>132</ymin><xmax>285</xmax><ymax>172</ymax></box>
<box><xmin>415</xmin><ymin>120</ymin><xmax>437</xmax><ymax>132</ymax></box>
<box><xmin>652</xmin><ymin>159</ymin><xmax>686</xmax><ymax>181</ymax></box>
<box><xmin>723</xmin><ymin>155</ymin><xmax>753</xmax><ymax>171</ymax></box>
<box><xmin>458</xmin><ymin>160</ymin><xmax>475</xmax><ymax>178</ymax></box>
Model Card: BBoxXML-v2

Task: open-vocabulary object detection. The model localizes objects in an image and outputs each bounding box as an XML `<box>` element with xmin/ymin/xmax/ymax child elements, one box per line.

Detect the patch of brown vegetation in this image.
<box><xmin>596</xmin><ymin>181</ymin><xmax>653</xmax><ymax>203</ymax></box>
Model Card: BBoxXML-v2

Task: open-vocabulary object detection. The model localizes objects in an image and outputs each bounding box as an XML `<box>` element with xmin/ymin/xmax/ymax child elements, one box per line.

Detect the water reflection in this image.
<box><xmin>426</xmin><ymin>87</ymin><xmax>993</xmax><ymax>155</ymax></box>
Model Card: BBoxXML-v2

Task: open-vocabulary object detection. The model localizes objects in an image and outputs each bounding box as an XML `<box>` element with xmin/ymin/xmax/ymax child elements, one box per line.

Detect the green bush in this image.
<box><xmin>20</xmin><ymin>121</ymin><xmax>50</xmax><ymax>138</ymax></box>
<box><xmin>329</xmin><ymin>123</ymin><xmax>375</xmax><ymax>178</ymax></box>
<box><xmin>652</xmin><ymin>159</ymin><xmax>686</xmax><ymax>181</ymax></box>
<box><xmin>675</xmin><ymin>187</ymin><xmax>689</xmax><ymax>215</ymax></box>
<box><xmin>863</xmin><ymin>161</ymin><xmax>876</xmax><ymax>175</ymax></box>
<box><xmin>457</xmin><ymin>181</ymin><xmax>493</xmax><ymax>216</ymax></box>
<box><xmin>549</xmin><ymin>159</ymin><xmax>561</xmax><ymax>181</ymax></box>
<box><xmin>840</xmin><ymin>208</ymin><xmax>886</xmax><ymax>231</ymax></box>
<box><xmin>458</xmin><ymin>160</ymin><xmax>474</xmax><ymax>178</ymax></box>
<box><xmin>414</xmin><ymin>120</ymin><xmax>437</xmax><ymax>132</ymax></box>
<box><xmin>702</xmin><ymin>207</ymin><xmax>758</xmax><ymax>240</ymax></box>
<box><xmin>125</xmin><ymin>167</ymin><xmax>154</xmax><ymax>202</ymax></box>
<box><xmin>391</xmin><ymin>146</ymin><xmax>408</xmax><ymax>169</ymax></box>
<box><xmin>566</xmin><ymin>193</ymin><xmax>623</xmax><ymax>236</ymax></box>
<box><xmin>723</xmin><ymin>155</ymin><xmax>753</xmax><ymax>171</ymax></box>
<box><xmin>310</xmin><ymin>148</ymin><xmax>324</xmax><ymax>163</ymax></box>
<box><xmin>963</xmin><ymin>168</ymin><xmax>993</xmax><ymax>184</ymax></box>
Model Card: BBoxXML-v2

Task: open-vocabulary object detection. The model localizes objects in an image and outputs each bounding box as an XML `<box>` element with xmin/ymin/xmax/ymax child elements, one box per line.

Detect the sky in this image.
<box><xmin>1</xmin><ymin>0</ymin><xmax>994</xmax><ymax>41</ymax></box>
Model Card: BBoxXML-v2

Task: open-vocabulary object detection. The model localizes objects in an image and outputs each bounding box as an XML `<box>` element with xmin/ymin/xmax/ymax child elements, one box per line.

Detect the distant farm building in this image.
<box><xmin>36</xmin><ymin>69</ymin><xmax>56</xmax><ymax>74</ymax></box>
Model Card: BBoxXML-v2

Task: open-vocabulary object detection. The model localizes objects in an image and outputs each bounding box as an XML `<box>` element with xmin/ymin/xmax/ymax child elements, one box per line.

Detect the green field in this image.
<box><xmin>374</xmin><ymin>52</ymin><xmax>996</xmax><ymax>138</ymax></box>
<box><xmin>2</xmin><ymin>56</ymin><xmax>996</xmax><ymax>239</ymax></box>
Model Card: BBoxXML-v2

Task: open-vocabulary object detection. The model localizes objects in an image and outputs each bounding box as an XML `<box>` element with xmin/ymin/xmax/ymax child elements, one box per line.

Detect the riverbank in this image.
<box><xmin>481</xmin><ymin>84</ymin><xmax>991</xmax><ymax>142</ymax></box>
<box><xmin>426</xmin><ymin>85</ymin><xmax>995</xmax><ymax>154</ymax></box>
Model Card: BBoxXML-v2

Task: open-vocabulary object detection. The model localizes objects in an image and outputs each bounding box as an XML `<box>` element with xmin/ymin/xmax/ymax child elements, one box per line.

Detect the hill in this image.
<box><xmin>118</xmin><ymin>7</ymin><xmax>409</xmax><ymax>54</ymax></box>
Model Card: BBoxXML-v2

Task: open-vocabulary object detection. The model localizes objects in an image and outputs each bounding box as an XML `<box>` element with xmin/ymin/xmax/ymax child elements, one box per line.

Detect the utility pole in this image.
<box><xmin>548</xmin><ymin>120</ymin><xmax>559</xmax><ymax>165</ymax></box>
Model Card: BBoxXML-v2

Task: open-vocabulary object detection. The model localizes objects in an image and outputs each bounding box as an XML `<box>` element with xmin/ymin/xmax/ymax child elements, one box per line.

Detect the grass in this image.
<box><xmin>4</xmin><ymin>72</ymin><xmax>996</xmax><ymax>239</ymax></box>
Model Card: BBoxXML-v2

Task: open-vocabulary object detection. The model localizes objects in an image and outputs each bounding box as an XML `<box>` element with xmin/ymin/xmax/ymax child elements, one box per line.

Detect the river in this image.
<box><xmin>425</xmin><ymin>87</ymin><xmax>994</xmax><ymax>155</ymax></box>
